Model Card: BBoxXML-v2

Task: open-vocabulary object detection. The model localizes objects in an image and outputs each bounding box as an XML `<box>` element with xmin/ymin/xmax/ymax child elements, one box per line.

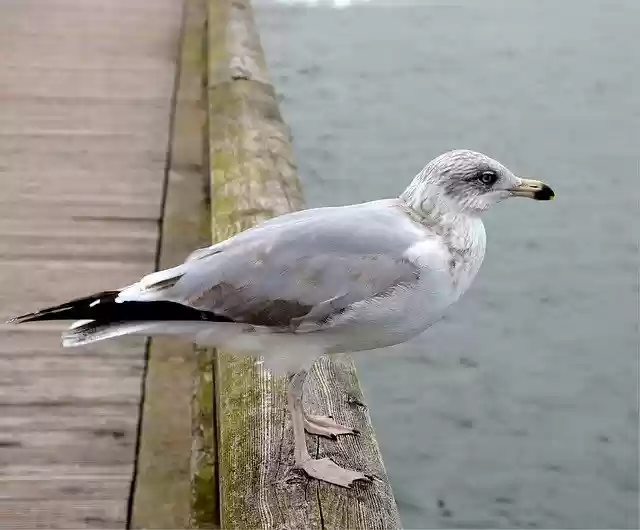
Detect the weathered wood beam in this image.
<box><xmin>194</xmin><ymin>0</ymin><xmax>402</xmax><ymax>528</ymax></box>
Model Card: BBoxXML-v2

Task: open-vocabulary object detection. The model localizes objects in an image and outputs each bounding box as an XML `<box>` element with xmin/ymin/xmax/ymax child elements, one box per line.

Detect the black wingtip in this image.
<box><xmin>6</xmin><ymin>310</ymin><xmax>51</xmax><ymax>324</ymax></box>
<box><xmin>6</xmin><ymin>314</ymin><xmax>31</xmax><ymax>324</ymax></box>
<box><xmin>7</xmin><ymin>290</ymin><xmax>236</xmax><ymax>327</ymax></box>
<box><xmin>5</xmin><ymin>290</ymin><xmax>120</xmax><ymax>325</ymax></box>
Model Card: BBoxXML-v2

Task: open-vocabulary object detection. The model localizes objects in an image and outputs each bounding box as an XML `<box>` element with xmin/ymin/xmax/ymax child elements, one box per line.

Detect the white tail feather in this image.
<box><xmin>62</xmin><ymin>320</ymin><xmax>323</xmax><ymax>376</ymax></box>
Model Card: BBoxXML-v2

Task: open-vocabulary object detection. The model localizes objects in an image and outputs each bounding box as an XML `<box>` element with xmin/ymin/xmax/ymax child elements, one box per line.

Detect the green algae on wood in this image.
<box><xmin>208</xmin><ymin>80</ymin><xmax>303</xmax><ymax>242</ymax></box>
<box><xmin>191</xmin><ymin>347</ymin><xmax>219</xmax><ymax>529</ymax></box>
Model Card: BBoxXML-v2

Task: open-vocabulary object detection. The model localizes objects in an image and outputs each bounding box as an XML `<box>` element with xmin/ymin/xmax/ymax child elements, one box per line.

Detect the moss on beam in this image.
<box><xmin>190</xmin><ymin>347</ymin><xmax>219</xmax><ymax>529</ymax></box>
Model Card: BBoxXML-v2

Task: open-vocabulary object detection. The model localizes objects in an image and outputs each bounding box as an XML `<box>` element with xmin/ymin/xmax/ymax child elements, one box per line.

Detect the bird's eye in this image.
<box><xmin>478</xmin><ymin>171</ymin><xmax>498</xmax><ymax>186</ymax></box>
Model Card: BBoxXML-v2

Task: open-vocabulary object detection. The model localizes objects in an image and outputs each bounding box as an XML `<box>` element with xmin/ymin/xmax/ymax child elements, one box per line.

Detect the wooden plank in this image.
<box><xmin>129</xmin><ymin>0</ymin><xmax>211</xmax><ymax>527</ymax></box>
<box><xmin>0</xmin><ymin>100</ymin><xmax>169</xmax><ymax>134</ymax></box>
<box><xmin>0</xmin><ymin>0</ymin><xmax>183</xmax><ymax>528</ymax></box>
<box><xmin>0</xmin><ymin>406</ymin><xmax>139</xmax><ymax>433</ymax></box>
<box><xmin>0</xmin><ymin>431</ymin><xmax>138</xmax><ymax>468</ymax></box>
<box><xmin>0</xmin><ymin>500</ymin><xmax>127</xmax><ymax>529</ymax></box>
<box><xmin>0</xmin><ymin>477</ymin><xmax>131</xmax><ymax>502</ymax></box>
<box><xmin>196</xmin><ymin>1</ymin><xmax>402</xmax><ymax>528</ymax></box>
<box><xmin>0</xmin><ymin>327</ymin><xmax>143</xmax><ymax>358</ymax></box>
<box><xmin>0</xmin><ymin>263</ymin><xmax>152</xmax><ymax>316</ymax></box>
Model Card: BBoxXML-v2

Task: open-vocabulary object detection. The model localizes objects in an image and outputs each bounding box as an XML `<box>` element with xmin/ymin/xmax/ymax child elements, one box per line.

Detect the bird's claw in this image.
<box><xmin>300</xmin><ymin>457</ymin><xmax>372</xmax><ymax>488</ymax></box>
<box><xmin>303</xmin><ymin>414</ymin><xmax>359</xmax><ymax>439</ymax></box>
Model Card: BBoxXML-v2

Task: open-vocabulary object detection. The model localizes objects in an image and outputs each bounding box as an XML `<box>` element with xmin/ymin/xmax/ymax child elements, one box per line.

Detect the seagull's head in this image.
<box><xmin>401</xmin><ymin>149</ymin><xmax>555</xmax><ymax>217</ymax></box>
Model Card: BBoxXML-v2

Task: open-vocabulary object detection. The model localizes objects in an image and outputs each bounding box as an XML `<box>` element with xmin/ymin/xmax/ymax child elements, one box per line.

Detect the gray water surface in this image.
<box><xmin>254</xmin><ymin>2</ymin><xmax>639</xmax><ymax>527</ymax></box>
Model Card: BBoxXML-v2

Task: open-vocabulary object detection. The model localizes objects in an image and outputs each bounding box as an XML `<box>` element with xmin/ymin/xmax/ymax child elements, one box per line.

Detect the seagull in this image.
<box><xmin>9</xmin><ymin>149</ymin><xmax>554</xmax><ymax>487</ymax></box>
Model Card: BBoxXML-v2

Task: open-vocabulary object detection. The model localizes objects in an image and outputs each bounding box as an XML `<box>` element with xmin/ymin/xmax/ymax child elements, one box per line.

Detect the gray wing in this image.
<box><xmin>122</xmin><ymin>200</ymin><xmax>423</xmax><ymax>331</ymax></box>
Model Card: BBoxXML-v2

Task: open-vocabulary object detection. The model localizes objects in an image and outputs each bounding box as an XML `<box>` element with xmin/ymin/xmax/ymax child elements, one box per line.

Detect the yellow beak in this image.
<box><xmin>509</xmin><ymin>178</ymin><xmax>555</xmax><ymax>201</ymax></box>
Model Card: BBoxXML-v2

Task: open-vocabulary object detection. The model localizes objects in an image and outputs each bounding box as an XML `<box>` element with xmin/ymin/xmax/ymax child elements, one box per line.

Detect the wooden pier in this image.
<box><xmin>0</xmin><ymin>0</ymin><xmax>182</xmax><ymax>527</ymax></box>
<box><xmin>0</xmin><ymin>0</ymin><xmax>401</xmax><ymax>528</ymax></box>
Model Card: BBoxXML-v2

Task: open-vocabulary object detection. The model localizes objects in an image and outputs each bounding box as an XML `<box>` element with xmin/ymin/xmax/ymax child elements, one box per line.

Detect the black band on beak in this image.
<box><xmin>534</xmin><ymin>184</ymin><xmax>555</xmax><ymax>201</ymax></box>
